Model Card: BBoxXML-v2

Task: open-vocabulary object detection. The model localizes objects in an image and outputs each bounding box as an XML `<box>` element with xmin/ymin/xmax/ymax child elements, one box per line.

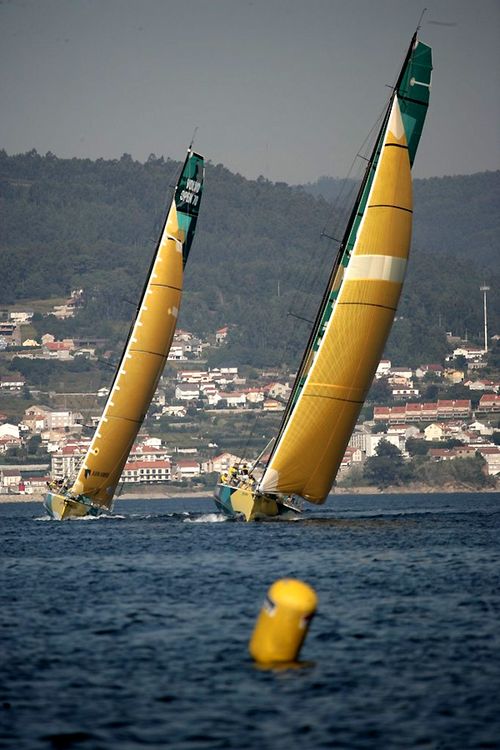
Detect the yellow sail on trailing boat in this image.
<box><xmin>214</xmin><ymin>32</ymin><xmax>432</xmax><ymax>520</ymax></box>
<box><xmin>44</xmin><ymin>148</ymin><xmax>204</xmax><ymax>520</ymax></box>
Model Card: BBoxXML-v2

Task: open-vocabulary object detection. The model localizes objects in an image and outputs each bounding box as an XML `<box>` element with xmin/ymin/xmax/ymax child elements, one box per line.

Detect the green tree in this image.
<box><xmin>363</xmin><ymin>439</ymin><xmax>413</xmax><ymax>488</ymax></box>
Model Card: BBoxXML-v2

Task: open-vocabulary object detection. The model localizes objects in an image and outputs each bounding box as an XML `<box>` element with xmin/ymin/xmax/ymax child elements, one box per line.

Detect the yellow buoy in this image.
<box><xmin>249</xmin><ymin>578</ymin><xmax>318</xmax><ymax>664</ymax></box>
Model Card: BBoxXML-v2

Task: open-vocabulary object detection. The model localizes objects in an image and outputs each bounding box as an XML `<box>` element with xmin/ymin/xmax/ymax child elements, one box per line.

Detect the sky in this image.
<box><xmin>1</xmin><ymin>0</ymin><xmax>499</xmax><ymax>185</ymax></box>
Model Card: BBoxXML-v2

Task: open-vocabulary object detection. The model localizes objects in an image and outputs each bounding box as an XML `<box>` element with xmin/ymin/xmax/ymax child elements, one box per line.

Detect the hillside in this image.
<box><xmin>1</xmin><ymin>150</ymin><xmax>498</xmax><ymax>367</ymax></box>
<box><xmin>304</xmin><ymin>171</ymin><xmax>500</xmax><ymax>268</ymax></box>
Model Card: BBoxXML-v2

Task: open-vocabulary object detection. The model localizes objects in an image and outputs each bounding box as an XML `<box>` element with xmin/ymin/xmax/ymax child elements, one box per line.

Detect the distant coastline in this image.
<box><xmin>2</xmin><ymin>483</ymin><xmax>498</xmax><ymax>504</ymax></box>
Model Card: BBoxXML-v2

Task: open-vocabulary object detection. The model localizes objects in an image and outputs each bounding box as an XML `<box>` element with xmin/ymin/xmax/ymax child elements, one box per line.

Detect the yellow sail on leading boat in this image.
<box><xmin>44</xmin><ymin>148</ymin><xmax>204</xmax><ymax>520</ymax></box>
<box><xmin>214</xmin><ymin>32</ymin><xmax>432</xmax><ymax>520</ymax></box>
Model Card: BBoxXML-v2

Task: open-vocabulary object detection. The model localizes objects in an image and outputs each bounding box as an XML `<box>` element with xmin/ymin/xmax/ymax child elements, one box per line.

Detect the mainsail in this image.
<box><xmin>259</xmin><ymin>97</ymin><xmax>411</xmax><ymax>502</ymax></box>
<box><xmin>70</xmin><ymin>149</ymin><xmax>204</xmax><ymax>508</ymax></box>
<box><xmin>257</xmin><ymin>35</ymin><xmax>432</xmax><ymax>505</ymax></box>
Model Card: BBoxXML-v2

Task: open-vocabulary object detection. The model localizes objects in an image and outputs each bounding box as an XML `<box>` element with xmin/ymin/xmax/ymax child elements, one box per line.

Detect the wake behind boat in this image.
<box><xmin>45</xmin><ymin>148</ymin><xmax>204</xmax><ymax>520</ymax></box>
<box><xmin>214</xmin><ymin>31</ymin><xmax>432</xmax><ymax>521</ymax></box>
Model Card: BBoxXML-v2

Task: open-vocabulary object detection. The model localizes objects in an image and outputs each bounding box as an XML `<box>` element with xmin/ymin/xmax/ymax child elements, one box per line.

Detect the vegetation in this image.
<box><xmin>1</xmin><ymin>151</ymin><xmax>499</xmax><ymax>369</ymax></box>
<box><xmin>339</xmin><ymin>439</ymin><xmax>496</xmax><ymax>491</ymax></box>
<box><xmin>363</xmin><ymin>439</ymin><xmax>414</xmax><ymax>488</ymax></box>
<box><xmin>415</xmin><ymin>454</ymin><xmax>494</xmax><ymax>490</ymax></box>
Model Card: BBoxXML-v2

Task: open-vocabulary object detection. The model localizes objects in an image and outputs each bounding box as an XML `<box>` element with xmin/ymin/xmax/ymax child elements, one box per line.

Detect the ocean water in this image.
<box><xmin>1</xmin><ymin>492</ymin><xmax>499</xmax><ymax>750</ymax></box>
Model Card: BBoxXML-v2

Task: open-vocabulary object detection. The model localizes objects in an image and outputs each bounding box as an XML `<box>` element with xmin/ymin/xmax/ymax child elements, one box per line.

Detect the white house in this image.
<box><xmin>167</xmin><ymin>344</ymin><xmax>187</xmax><ymax>361</ymax></box>
<box><xmin>415</xmin><ymin>364</ymin><xmax>443</xmax><ymax>379</ymax></box>
<box><xmin>263</xmin><ymin>399</ymin><xmax>284</xmax><ymax>411</ymax></box>
<box><xmin>391</xmin><ymin>386</ymin><xmax>420</xmax><ymax>398</ymax></box>
<box><xmin>50</xmin><ymin>443</ymin><xmax>89</xmax><ymax>479</ymax></box>
<box><xmin>451</xmin><ymin>345</ymin><xmax>485</xmax><ymax>360</ymax></box>
<box><xmin>245</xmin><ymin>388</ymin><xmax>265</xmax><ymax>404</ymax></box>
<box><xmin>390</xmin><ymin>367</ymin><xmax>413</xmax><ymax>380</ymax></box>
<box><xmin>1</xmin><ymin>468</ymin><xmax>22</xmax><ymax>490</ymax></box>
<box><xmin>122</xmin><ymin>459</ymin><xmax>172</xmax><ymax>483</ymax></box>
<box><xmin>173</xmin><ymin>459</ymin><xmax>200</xmax><ymax>480</ymax></box>
<box><xmin>265</xmin><ymin>382</ymin><xmax>291</xmax><ymax>400</ymax></box>
<box><xmin>177</xmin><ymin>370</ymin><xmax>210</xmax><ymax>383</ymax></box>
<box><xmin>340</xmin><ymin>446</ymin><xmax>364</xmax><ymax>468</ymax></box>
<box><xmin>376</xmin><ymin>359</ymin><xmax>391</xmax><ymax>378</ymax></box>
<box><xmin>476</xmin><ymin>446</ymin><xmax>500</xmax><ymax>475</ymax></box>
<box><xmin>175</xmin><ymin>383</ymin><xmax>200</xmax><ymax>401</ymax></box>
<box><xmin>0</xmin><ymin>375</ymin><xmax>26</xmax><ymax>391</ymax></box>
<box><xmin>218</xmin><ymin>391</ymin><xmax>247</xmax><ymax>408</ymax></box>
<box><xmin>424</xmin><ymin>423</ymin><xmax>445</xmax><ymax>441</ymax></box>
<box><xmin>9</xmin><ymin>310</ymin><xmax>33</xmax><ymax>324</ymax></box>
<box><xmin>161</xmin><ymin>405</ymin><xmax>187</xmax><ymax>418</ymax></box>
<box><xmin>468</xmin><ymin>420</ymin><xmax>494</xmax><ymax>436</ymax></box>
<box><xmin>0</xmin><ymin>423</ymin><xmax>20</xmax><ymax>439</ymax></box>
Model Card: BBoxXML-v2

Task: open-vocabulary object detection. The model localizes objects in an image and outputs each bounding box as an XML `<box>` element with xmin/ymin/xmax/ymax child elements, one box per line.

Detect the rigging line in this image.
<box><xmin>287</xmin><ymin>312</ymin><xmax>314</xmax><ymax>325</ymax></box>
<box><xmin>234</xmin><ymin>297</ymin><xmax>318</xmax><ymax>467</ymax></box>
<box><xmin>301</xmin><ymin>116</ymin><xmax>383</xmax><ymax>313</ymax></box>
<box><xmin>321</xmin><ymin>100</ymin><xmax>389</xmax><ymax>238</ymax></box>
<box><xmin>232</xmin><ymin>224</ymin><xmax>343</xmax><ymax>465</ymax></box>
<box><xmin>97</xmin><ymin>357</ymin><xmax>118</xmax><ymax>370</ymax></box>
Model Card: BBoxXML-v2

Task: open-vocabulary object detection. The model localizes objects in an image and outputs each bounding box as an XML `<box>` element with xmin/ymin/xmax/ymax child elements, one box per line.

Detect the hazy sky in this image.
<box><xmin>1</xmin><ymin>0</ymin><xmax>499</xmax><ymax>184</ymax></box>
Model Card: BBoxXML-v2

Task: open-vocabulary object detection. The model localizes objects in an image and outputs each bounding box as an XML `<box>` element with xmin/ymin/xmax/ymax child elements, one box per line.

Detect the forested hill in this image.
<box><xmin>1</xmin><ymin>150</ymin><xmax>498</xmax><ymax>367</ymax></box>
<box><xmin>303</xmin><ymin>171</ymin><xmax>500</xmax><ymax>268</ymax></box>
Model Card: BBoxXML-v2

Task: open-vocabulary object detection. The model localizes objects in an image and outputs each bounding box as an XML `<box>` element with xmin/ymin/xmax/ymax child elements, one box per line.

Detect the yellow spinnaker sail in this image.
<box><xmin>70</xmin><ymin>152</ymin><xmax>203</xmax><ymax>507</ymax></box>
<box><xmin>259</xmin><ymin>97</ymin><xmax>412</xmax><ymax>504</ymax></box>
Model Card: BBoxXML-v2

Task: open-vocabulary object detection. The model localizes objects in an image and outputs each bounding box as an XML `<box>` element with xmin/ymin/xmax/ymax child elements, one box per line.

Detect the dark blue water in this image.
<box><xmin>1</xmin><ymin>492</ymin><xmax>499</xmax><ymax>750</ymax></box>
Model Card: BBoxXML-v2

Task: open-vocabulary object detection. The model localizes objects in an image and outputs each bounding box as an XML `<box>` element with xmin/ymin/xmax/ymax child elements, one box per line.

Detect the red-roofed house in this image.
<box><xmin>215</xmin><ymin>326</ymin><xmax>229</xmax><ymax>344</ymax></box>
<box><xmin>173</xmin><ymin>459</ymin><xmax>200</xmax><ymax>480</ymax></box>
<box><xmin>122</xmin><ymin>460</ymin><xmax>172</xmax><ymax>484</ymax></box>
<box><xmin>0</xmin><ymin>375</ymin><xmax>26</xmax><ymax>391</ymax></box>
<box><xmin>477</xmin><ymin>394</ymin><xmax>500</xmax><ymax>412</ymax></box>
<box><xmin>475</xmin><ymin>446</ymin><xmax>500</xmax><ymax>475</ymax></box>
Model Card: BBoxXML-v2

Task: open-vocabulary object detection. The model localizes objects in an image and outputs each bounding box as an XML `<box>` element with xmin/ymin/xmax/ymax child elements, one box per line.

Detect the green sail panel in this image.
<box><xmin>398</xmin><ymin>41</ymin><xmax>432</xmax><ymax>165</ymax></box>
<box><xmin>175</xmin><ymin>151</ymin><xmax>204</xmax><ymax>266</ymax></box>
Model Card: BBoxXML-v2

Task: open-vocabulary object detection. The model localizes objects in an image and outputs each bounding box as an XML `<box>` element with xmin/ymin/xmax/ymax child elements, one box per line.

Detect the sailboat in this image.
<box><xmin>214</xmin><ymin>32</ymin><xmax>432</xmax><ymax>520</ymax></box>
<box><xmin>44</xmin><ymin>148</ymin><xmax>204</xmax><ymax>520</ymax></box>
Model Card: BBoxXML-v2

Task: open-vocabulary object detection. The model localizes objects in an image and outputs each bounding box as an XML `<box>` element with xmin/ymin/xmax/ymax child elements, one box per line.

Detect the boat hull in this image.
<box><xmin>44</xmin><ymin>492</ymin><xmax>103</xmax><ymax>521</ymax></box>
<box><xmin>213</xmin><ymin>483</ymin><xmax>290</xmax><ymax>521</ymax></box>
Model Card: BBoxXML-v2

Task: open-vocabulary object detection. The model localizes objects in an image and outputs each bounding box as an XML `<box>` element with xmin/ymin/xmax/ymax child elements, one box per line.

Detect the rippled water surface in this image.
<box><xmin>1</xmin><ymin>492</ymin><xmax>499</xmax><ymax>749</ymax></box>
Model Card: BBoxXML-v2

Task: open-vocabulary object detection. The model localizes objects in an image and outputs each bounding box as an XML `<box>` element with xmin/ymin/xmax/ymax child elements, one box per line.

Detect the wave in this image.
<box><xmin>184</xmin><ymin>513</ymin><xmax>230</xmax><ymax>523</ymax></box>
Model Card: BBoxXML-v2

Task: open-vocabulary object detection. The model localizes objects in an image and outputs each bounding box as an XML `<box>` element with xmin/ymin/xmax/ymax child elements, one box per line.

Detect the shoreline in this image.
<box><xmin>1</xmin><ymin>483</ymin><xmax>497</xmax><ymax>504</ymax></box>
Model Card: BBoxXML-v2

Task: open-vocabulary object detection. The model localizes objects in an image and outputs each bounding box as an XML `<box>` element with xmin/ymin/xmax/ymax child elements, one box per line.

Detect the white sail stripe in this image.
<box><xmin>344</xmin><ymin>254</ymin><xmax>407</xmax><ymax>284</ymax></box>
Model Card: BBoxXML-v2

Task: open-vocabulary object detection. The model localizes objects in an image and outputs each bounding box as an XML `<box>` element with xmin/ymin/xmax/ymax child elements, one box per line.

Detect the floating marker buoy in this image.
<box><xmin>249</xmin><ymin>578</ymin><xmax>318</xmax><ymax>664</ymax></box>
